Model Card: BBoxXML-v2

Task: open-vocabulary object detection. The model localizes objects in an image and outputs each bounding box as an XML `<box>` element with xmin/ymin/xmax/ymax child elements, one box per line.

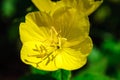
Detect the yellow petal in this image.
<box><xmin>61</xmin><ymin>0</ymin><xmax>77</xmax><ymax>7</ymax></box>
<box><xmin>25</xmin><ymin>11</ymin><xmax>52</xmax><ymax>27</ymax></box>
<box><xmin>32</xmin><ymin>0</ymin><xmax>65</xmax><ymax>15</ymax></box>
<box><xmin>82</xmin><ymin>0</ymin><xmax>103</xmax><ymax>15</ymax></box>
<box><xmin>21</xmin><ymin>41</ymin><xmax>58</xmax><ymax>71</ymax></box>
<box><xmin>61</xmin><ymin>0</ymin><xmax>103</xmax><ymax>15</ymax></box>
<box><xmin>50</xmin><ymin>1</ymin><xmax>66</xmax><ymax>16</ymax></box>
<box><xmin>32</xmin><ymin>0</ymin><xmax>55</xmax><ymax>13</ymax></box>
<box><xmin>19</xmin><ymin>11</ymin><xmax>52</xmax><ymax>42</ymax></box>
<box><xmin>55</xmin><ymin>48</ymin><xmax>87</xmax><ymax>70</ymax></box>
<box><xmin>53</xmin><ymin>8</ymin><xmax>90</xmax><ymax>42</ymax></box>
<box><xmin>69</xmin><ymin>37</ymin><xmax>93</xmax><ymax>56</ymax></box>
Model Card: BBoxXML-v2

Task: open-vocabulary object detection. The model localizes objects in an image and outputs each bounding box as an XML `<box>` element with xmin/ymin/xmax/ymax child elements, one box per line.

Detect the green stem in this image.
<box><xmin>51</xmin><ymin>69</ymin><xmax>71</xmax><ymax>80</ymax></box>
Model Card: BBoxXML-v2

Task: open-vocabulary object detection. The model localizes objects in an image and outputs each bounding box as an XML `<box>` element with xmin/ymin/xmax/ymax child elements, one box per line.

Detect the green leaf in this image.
<box><xmin>88</xmin><ymin>58</ymin><xmax>108</xmax><ymax>74</ymax></box>
<box><xmin>88</xmin><ymin>47</ymin><xmax>103</xmax><ymax>63</ymax></box>
<box><xmin>117</xmin><ymin>70</ymin><xmax>120</xmax><ymax>80</ymax></box>
<box><xmin>72</xmin><ymin>72</ymin><xmax>111</xmax><ymax>80</ymax></box>
<box><xmin>1</xmin><ymin>0</ymin><xmax>16</xmax><ymax>17</ymax></box>
<box><xmin>101</xmin><ymin>34</ymin><xmax>120</xmax><ymax>54</ymax></box>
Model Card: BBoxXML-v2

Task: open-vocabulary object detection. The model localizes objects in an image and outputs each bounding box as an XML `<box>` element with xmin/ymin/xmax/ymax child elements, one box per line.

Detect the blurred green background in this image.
<box><xmin>0</xmin><ymin>0</ymin><xmax>120</xmax><ymax>80</ymax></box>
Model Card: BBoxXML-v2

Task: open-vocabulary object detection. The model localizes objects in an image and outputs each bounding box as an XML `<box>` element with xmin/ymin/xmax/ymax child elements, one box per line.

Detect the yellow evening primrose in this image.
<box><xmin>19</xmin><ymin>7</ymin><xmax>93</xmax><ymax>71</ymax></box>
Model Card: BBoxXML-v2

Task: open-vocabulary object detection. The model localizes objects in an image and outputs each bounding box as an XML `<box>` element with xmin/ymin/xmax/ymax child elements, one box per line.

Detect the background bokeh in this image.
<box><xmin>0</xmin><ymin>0</ymin><xmax>120</xmax><ymax>80</ymax></box>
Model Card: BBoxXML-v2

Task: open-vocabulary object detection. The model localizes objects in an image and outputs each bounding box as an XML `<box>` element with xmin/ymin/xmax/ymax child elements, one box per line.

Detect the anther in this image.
<box><xmin>57</xmin><ymin>46</ymin><xmax>60</xmax><ymax>49</ymax></box>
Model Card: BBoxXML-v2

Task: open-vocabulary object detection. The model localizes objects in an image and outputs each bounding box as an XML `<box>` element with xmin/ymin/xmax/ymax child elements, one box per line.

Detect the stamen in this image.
<box><xmin>57</xmin><ymin>46</ymin><xmax>60</xmax><ymax>49</ymax></box>
<box><xmin>36</xmin><ymin>51</ymin><xmax>55</xmax><ymax>66</ymax></box>
<box><xmin>33</xmin><ymin>44</ymin><xmax>39</xmax><ymax>51</ymax></box>
<box><xmin>58</xmin><ymin>38</ymin><xmax>61</xmax><ymax>49</ymax></box>
<box><xmin>51</xmin><ymin>26</ymin><xmax>58</xmax><ymax>36</ymax></box>
<box><xmin>45</xmin><ymin>57</ymin><xmax>50</xmax><ymax>65</ymax></box>
<box><xmin>28</xmin><ymin>44</ymin><xmax>47</xmax><ymax>58</ymax></box>
<box><xmin>28</xmin><ymin>44</ymin><xmax>57</xmax><ymax>66</ymax></box>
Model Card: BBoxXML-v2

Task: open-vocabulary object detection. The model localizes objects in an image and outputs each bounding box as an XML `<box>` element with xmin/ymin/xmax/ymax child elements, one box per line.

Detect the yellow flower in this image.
<box><xmin>20</xmin><ymin>7</ymin><xmax>93</xmax><ymax>71</ymax></box>
<box><xmin>32</xmin><ymin>0</ymin><xmax>103</xmax><ymax>15</ymax></box>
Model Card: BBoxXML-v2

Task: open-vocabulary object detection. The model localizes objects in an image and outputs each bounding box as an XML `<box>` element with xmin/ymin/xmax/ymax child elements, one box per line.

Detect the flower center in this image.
<box><xmin>49</xmin><ymin>26</ymin><xmax>67</xmax><ymax>50</ymax></box>
<box><xmin>26</xmin><ymin>26</ymin><xmax>67</xmax><ymax>67</ymax></box>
